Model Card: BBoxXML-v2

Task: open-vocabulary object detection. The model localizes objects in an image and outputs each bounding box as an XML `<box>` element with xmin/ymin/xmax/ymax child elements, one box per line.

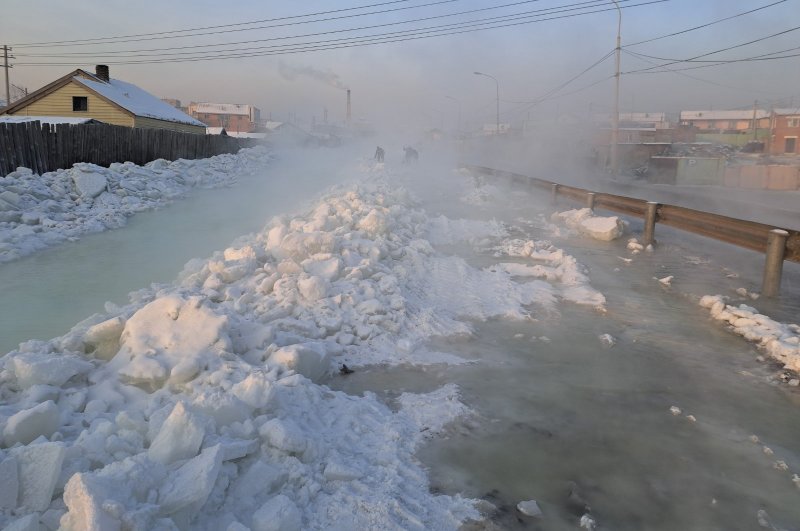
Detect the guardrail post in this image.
<box><xmin>643</xmin><ymin>202</ymin><xmax>659</xmax><ymax>246</ymax></box>
<box><xmin>586</xmin><ymin>192</ymin><xmax>596</xmax><ymax>211</ymax></box>
<box><xmin>551</xmin><ymin>184</ymin><xmax>559</xmax><ymax>205</ymax></box>
<box><xmin>762</xmin><ymin>229</ymin><xmax>788</xmax><ymax>297</ymax></box>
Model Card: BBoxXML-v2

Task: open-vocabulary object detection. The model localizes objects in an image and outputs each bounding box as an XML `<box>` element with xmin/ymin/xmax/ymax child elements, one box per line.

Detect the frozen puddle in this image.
<box><xmin>0</xmin><ymin>169</ymin><xmax>588</xmax><ymax>530</ymax></box>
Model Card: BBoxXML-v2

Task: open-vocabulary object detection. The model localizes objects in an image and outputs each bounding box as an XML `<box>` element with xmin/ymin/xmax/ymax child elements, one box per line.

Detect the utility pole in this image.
<box><xmin>752</xmin><ymin>100</ymin><xmax>758</xmax><ymax>141</ymax></box>
<box><xmin>3</xmin><ymin>45</ymin><xmax>12</xmax><ymax>108</ymax></box>
<box><xmin>610</xmin><ymin>1</ymin><xmax>622</xmax><ymax>175</ymax></box>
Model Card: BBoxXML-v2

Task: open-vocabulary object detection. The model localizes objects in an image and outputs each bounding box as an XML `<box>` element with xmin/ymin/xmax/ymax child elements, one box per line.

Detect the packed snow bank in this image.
<box><xmin>0</xmin><ymin>171</ymin><xmax>604</xmax><ymax>530</ymax></box>
<box><xmin>700</xmin><ymin>295</ymin><xmax>800</xmax><ymax>371</ymax></box>
<box><xmin>0</xmin><ymin>147</ymin><xmax>273</xmax><ymax>263</ymax></box>
<box><xmin>551</xmin><ymin>208</ymin><xmax>624</xmax><ymax>241</ymax></box>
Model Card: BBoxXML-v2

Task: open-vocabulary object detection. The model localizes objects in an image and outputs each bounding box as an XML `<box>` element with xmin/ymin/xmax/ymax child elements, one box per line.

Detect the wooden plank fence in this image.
<box><xmin>0</xmin><ymin>121</ymin><xmax>259</xmax><ymax>177</ymax></box>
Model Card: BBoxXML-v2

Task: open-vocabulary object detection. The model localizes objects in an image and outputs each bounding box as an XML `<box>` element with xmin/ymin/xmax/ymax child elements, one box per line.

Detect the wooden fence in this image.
<box><xmin>0</xmin><ymin>121</ymin><xmax>259</xmax><ymax>177</ymax></box>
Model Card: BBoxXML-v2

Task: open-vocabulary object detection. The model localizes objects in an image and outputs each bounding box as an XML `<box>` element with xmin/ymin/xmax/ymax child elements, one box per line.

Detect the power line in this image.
<box><xmin>14</xmin><ymin>1</ymin><xmax>667</xmax><ymax>66</ymax></box>
<box><xmin>626</xmin><ymin>0</ymin><xmax>789</xmax><ymax>47</ymax></box>
<box><xmin>11</xmin><ymin>0</ymin><xmax>461</xmax><ymax>47</ymax></box>
<box><xmin>13</xmin><ymin>0</ymin><xmax>636</xmax><ymax>59</ymax></box>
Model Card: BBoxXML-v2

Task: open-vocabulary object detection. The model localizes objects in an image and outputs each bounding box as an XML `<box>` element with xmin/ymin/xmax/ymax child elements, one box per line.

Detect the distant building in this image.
<box><xmin>594</xmin><ymin>112</ymin><xmax>671</xmax><ymax>129</ymax></box>
<box><xmin>769</xmin><ymin>108</ymin><xmax>800</xmax><ymax>155</ymax></box>
<box><xmin>187</xmin><ymin>102</ymin><xmax>261</xmax><ymax>133</ymax></box>
<box><xmin>679</xmin><ymin>110</ymin><xmax>769</xmax><ymax>132</ymax></box>
<box><xmin>0</xmin><ymin>65</ymin><xmax>206</xmax><ymax>134</ymax></box>
<box><xmin>161</xmin><ymin>98</ymin><xmax>188</xmax><ymax>113</ymax></box>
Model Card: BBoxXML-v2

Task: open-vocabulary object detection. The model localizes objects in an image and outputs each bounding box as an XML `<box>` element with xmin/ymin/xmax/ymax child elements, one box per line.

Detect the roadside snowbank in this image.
<box><xmin>0</xmin><ymin>169</ymin><xmax>605</xmax><ymax>530</ymax></box>
<box><xmin>700</xmin><ymin>295</ymin><xmax>800</xmax><ymax>371</ymax></box>
<box><xmin>0</xmin><ymin>147</ymin><xmax>272</xmax><ymax>263</ymax></box>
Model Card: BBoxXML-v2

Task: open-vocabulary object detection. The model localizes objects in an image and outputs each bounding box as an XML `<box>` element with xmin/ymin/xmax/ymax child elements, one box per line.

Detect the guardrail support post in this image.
<box><xmin>586</xmin><ymin>192</ymin><xmax>596</xmax><ymax>211</ymax></box>
<box><xmin>551</xmin><ymin>184</ymin><xmax>559</xmax><ymax>205</ymax></box>
<box><xmin>762</xmin><ymin>229</ymin><xmax>788</xmax><ymax>298</ymax></box>
<box><xmin>643</xmin><ymin>201</ymin><xmax>659</xmax><ymax>246</ymax></box>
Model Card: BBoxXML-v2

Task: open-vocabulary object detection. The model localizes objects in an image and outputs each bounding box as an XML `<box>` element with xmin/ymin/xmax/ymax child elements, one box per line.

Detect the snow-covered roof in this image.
<box><xmin>264</xmin><ymin>121</ymin><xmax>285</xmax><ymax>131</ymax></box>
<box><xmin>74</xmin><ymin>76</ymin><xmax>205</xmax><ymax>127</ymax></box>
<box><xmin>680</xmin><ymin>110</ymin><xmax>769</xmax><ymax>121</ymax></box>
<box><xmin>0</xmin><ymin>115</ymin><xmax>101</xmax><ymax>125</ymax></box>
<box><xmin>774</xmin><ymin>108</ymin><xmax>800</xmax><ymax>116</ymax></box>
<box><xmin>192</xmin><ymin>102</ymin><xmax>254</xmax><ymax>116</ymax></box>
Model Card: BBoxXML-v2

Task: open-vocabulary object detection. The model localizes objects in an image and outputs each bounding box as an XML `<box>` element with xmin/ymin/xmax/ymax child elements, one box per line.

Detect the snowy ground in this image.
<box><xmin>0</xmin><ymin>147</ymin><xmax>273</xmax><ymax>263</ymax></box>
<box><xmin>2</xmin><ymin>153</ymin><xmax>800</xmax><ymax>530</ymax></box>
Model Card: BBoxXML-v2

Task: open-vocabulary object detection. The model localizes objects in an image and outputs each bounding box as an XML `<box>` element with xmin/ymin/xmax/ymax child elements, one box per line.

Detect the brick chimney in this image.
<box><xmin>95</xmin><ymin>65</ymin><xmax>110</xmax><ymax>83</ymax></box>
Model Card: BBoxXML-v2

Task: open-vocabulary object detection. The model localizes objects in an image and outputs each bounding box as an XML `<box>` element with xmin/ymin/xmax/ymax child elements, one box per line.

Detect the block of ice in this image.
<box><xmin>82</xmin><ymin>317</ymin><xmax>125</xmax><ymax>360</ymax></box>
<box><xmin>3</xmin><ymin>513</ymin><xmax>41</xmax><ymax>531</ymax></box>
<box><xmin>517</xmin><ymin>499</ymin><xmax>542</xmax><ymax>517</ymax></box>
<box><xmin>158</xmin><ymin>445</ymin><xmax>223</xmax><ymax>514</ymax></box>
<box><xmin>61</xmin><ymin>473</ymin><xmax>122</xmax><ymax>531</ymax></box>
<box><xmin>72</xmin><ymin>171</ymin><xmax>107</xmax><ymax>199</ymax></box>
<box><xmin>3</xmin><ymin>401</ymin><xmax>61</xmax><ymax>446</ymax></box>
<box><xmin>267</xmin><ymin>344</ymin><xmax>331</xmax><ymax>381</ymax></box>
<box><xmin>11</xmin><ymin>442</ymin><xmax>65</xmax><ymax>511</ymax></box>
<box><xmin>11</xmin><ymin>353</ymin><xmax>93</xmax><ymax>389</ymax></box>
<box><xmin>251</xmin><ymin>494</ymin><xmax>301</xmax><ymax>531</ymax></box>
<box><xmin>258</xmin><ymin>418</ymin><xmax>306</xmax><ymax>454</ymax></box>
<box><xmin>148</xmin><ymin>402</ymin><xmax>205</xmax><ymax>465</ymax></box>
<box><xmin>0</xmin><ymin>455</ymin><xmax>19</xmax><ymax>509</ymax></box>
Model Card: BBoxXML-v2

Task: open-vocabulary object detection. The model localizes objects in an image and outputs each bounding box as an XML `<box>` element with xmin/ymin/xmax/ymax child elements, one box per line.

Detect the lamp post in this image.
<box><xmin>474</xmin><ymin>71</ymin><xmax>499</xmax><ymax>135</ymax></box>
<box><xmin>610</xmin><ymin>0</ymin><xmax>622</xmax><ymax>174</ymax></box>
<box><xmin>444</xmin><ymin>95</ymin><xmax>461</xmax><ymax>134</ymax></box>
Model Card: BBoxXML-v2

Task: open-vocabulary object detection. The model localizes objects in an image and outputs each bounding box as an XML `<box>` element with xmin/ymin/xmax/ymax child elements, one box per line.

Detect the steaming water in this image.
<box><xmin>0</xmin><ymin>147</ymin><xmax>354</xmax><ymax>354</ymax></box>
<box><xmin>331</xmin><ymin>163</ymin><xmax>800</xmax><ymax>530</ymax></box>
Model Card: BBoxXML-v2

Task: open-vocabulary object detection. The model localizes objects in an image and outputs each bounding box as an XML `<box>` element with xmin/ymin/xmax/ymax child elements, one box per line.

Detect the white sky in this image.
<box><xmin>2</xmin><ymin>0</ymin><xmax>799</xmax><ymax>130</ymax></box>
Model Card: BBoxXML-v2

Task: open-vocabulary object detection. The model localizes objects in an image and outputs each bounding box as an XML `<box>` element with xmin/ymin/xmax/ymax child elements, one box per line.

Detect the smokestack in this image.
<box><xmin>346</xmin><ymin>89</ymin><xmax>351</xmax><ymax>124</ymax></box>
<box><xmin>95</xmin><ymin>65</ymin><xmax>110</xmax><ymax>83</ymax></box>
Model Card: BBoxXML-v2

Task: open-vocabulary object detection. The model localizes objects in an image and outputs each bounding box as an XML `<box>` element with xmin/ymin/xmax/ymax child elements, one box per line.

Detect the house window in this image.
<box><xmin>788</xmin><ymin>118</ymin><xmax>800</xmax><ymax>128</ymax></box>
<box><xmin>785</xmin><ymin>137</ymin><xmax>797</xmax><ymax>154</ymax></box>
<box><xmin>72</xmin><ymin>96</ymin><xmax>88</xmax><ymax>112</ymax></box>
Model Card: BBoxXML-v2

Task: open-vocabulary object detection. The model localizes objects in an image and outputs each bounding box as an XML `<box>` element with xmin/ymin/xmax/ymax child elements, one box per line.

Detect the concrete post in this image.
<box><xmin>643</xmin><ymin>202</ymin><xmax>659</xmax><ymax>246</ymax></box>
<box><xmin>586</xmin><ymin>192</ymin><xmax>596</xmax><ymax>211</ymax></box>
<box><xmin>762</xmin><ymin>229</ymin><xmax>788</xmax><ymax>297</ymax></box>
<box><xmin>551</xmin><ymin>184</ymin><xmax>559</xmax><ymax>205</ymax></box>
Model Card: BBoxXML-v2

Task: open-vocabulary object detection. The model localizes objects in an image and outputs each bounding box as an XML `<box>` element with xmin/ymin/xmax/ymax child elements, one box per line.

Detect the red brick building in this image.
<box><xmin>187</xmin><ymin>102</ymin><xmax>261</xmax><ymax>133</ymax></box>
<box><xmin>769</xmin><ymin>108</ymin><xmax>800</xmax><ymax>155</ymax></box>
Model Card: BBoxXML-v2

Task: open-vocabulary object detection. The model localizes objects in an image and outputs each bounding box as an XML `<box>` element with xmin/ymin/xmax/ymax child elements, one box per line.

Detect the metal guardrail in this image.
<box><xmin>461</xmin><ymin>164</ymin><xmax>799</xmax><ymax>297</ymax></box>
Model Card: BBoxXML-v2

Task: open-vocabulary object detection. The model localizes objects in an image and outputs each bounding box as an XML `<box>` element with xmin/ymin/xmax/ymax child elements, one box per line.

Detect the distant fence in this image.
<box><xmin>0</xmin><ymin>121</ymin><xmax>260</xmax><ymax>177</ymax></box>
<box><xmin>462</xmin><ymin>164</ymin><xmax>800</xmax><ymax>297</ymax></box>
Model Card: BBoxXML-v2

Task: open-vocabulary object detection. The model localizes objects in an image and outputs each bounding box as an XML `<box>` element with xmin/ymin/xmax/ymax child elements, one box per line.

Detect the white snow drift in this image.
<box><xmin>0</xmin><ymin>147</ymin><xmax>273</xmax><ymax>263</ymax></box>
<box><xmin>0</xmin><ymin>169</ymin><xmax>606</xmax><ymax>530</ymax></box>
<box><xmin>551</xmin><ymin>208</ymin><xmax>625</xmax><ymax>241</ymax></box>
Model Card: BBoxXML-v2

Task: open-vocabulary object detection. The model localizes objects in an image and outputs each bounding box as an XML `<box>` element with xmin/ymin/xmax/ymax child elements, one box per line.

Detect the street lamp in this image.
<box><xmin>444</xmin><ymin>95</ymin><xmax>461</xmax><ymax>134</ymax></box>
<box><xmin>474</xmin><ymin>71</ymin><xmax>499</xmax><ymax>135</ymax></box>
<box><xmin>610</xmin><ymin>0</ymin><xmax>622</xmax><ymax>174</ymax></box>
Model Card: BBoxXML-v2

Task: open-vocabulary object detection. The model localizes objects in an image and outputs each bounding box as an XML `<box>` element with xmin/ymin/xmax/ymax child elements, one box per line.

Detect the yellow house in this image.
<box><xmin>0</xmin><ymin>65</ymin><xmax>206</xmax><ymax>134</ymax></box>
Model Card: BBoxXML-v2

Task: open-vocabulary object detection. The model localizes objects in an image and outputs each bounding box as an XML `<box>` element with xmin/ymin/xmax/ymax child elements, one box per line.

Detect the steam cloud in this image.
<box><xmin>279</xmin><ymin>62</ymin><xmax>348</xmax><ymax>90</ymax></box>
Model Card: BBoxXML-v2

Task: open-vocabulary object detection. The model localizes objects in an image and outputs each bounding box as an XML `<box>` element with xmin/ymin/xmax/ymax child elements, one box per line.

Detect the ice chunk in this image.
<box><xmin>251</xmin><ymin>494</ymin><xmax>302</xmax><ymax>531</ymax></box>
<box><xmin>148</xmin><ymin>402</ymin><xmax>205</xmax><ymax>465</ymax></box>
<box><xmin>11</xmin><ymin>442</ymin><xmax>65</xmax><ymax>511</ymax></box>
<box><xmin>517</xmin><ymin>500</ymin><xmax>542</xmax><ymax>517</ymax></box>
<box><xmin>3</xmin><ymin>513</ymin><xmax>41</xmax><ymax>531</ymax></box>
<box><xmin>4</xmin><ymin>401</ymin><xmax>61</xmax><ymax>446</ymax></box>
<box><xmin>259</xmin><ymin>418</ymin><xmax>307</xmax><ymax>454</ymax></box>
<box><xmin>231</xmin><ymin>373</ymin><xmax>275</xmax><ymax>409</ymax></box>
<box><xmin>11</xmin><ymin>353</ymin><xmax>93</xmax><ymax>389</ymax></box>
<box><xmin>83</xmin><ymin>317</ymin><xmax>125</xmax><ymax>360</ymax></box>
<box><xmin>61</xmin><ymin>473</ymin><xmax>121</xmax><ymax>531</ymax></box>
<box><xmin>231</xmin><ymin>460</ymin><xmax>287</xmax><ymax>499</ymax></box>
<box><xmin>598</xmin><ymin>334</ymin><xmax>616</xmax><ymax>348</ymax></box>
<box><xmin>669</xmin><ymin>406</ymin><xmax>681</xmax><ymax>416</ymax></box>
<box><xmin>297</xmin><ymin>275</ymin><xmax>328</xmax><ymax>301</ymax></box>
<box><xmin>227</xmin><ymin>522</ymin><xmax>250</xmax><ymax>531</ymax></box>
<box><xmin>0</xmin><ymin>456</ymin><xmax>19</xmax><ymax>509</ymax></box>
<box><xmin>158</xmin><ymin>445</ymin><xmax>224</xmax><ymax>514</ymax></box>
<box><xmin>323</xmin><ymin>462</ymin><xmax>362</xmax><ymax>482</ymax></box>
<box><xmin>192</xmin><ymin>390</ymin><xmax>251</xmax><ymax>426</ymax></box>
<box><xmin>72</xmin><ymin>170</ymin><xmax>107</xmax><ymax>199</ymax></box>
<box><xmin>267</xmin><ymin>344</ymin><xmax>331</xmax><ymax>381</ymax></box>
<box><xmin>580</xmin><ymin>216</ymin><xmax>623</xmax><ymax>241</ymax></box>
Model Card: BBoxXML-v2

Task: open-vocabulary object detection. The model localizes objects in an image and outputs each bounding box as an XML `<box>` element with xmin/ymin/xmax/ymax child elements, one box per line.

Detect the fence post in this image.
<box><xmin>586</xmin><ymin>192</ymin><xmax>596</xmax><ymax>211</ymax></box>
<box><xmin>551</xmin><ymin>183</ymin><xmax>559</xmax><ymax>205</ymax></box>
<box><xmin>762</xmin><ymin>229</ymin><xmax>788</xmax><ymax>297</ymax></box>
<box><xmin>643</xmin><ymin>202</ymin><xmax>659</xmax><ymax>246</ymax></box>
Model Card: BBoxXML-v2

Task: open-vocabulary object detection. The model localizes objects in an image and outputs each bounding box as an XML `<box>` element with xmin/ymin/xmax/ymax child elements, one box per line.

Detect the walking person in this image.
<box><xmin>374</xmin><ymin>146</ymin><xmax>385</xmax><ymax>162</ymax></box>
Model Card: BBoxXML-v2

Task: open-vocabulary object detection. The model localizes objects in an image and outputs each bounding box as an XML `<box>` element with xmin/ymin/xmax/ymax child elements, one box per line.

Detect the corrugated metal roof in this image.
<box><xmin>74</xmin><ymin>76</ymin><xmax>205</xmax><ymax>126</ymax></box>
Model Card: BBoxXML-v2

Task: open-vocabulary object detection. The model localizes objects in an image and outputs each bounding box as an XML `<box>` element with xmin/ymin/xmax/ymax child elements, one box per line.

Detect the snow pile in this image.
<box><xmin>551</xmin><ymin>208</ymin><xmax>624</xmax><ymax>241</ymax></box>
<box><xmin>0</xmin><ymin>147</ymin><xmax>272</xmax><ymax>263</ymax></box>
<box><xmin>425</xmin><ymin>215</ymin><xmax>506</xmax><ymax>246</ymax></box>
<box><xmin>490</xmin><ymin>238</ymin><xmax>606</xmax><ymax>309</ymax></box>
<box><xmin>700</xmin><ymin>295</ymin><xmax>800</xmax><ymax>371</ymax></box>
<box><xmin>0</xmin><ymin>175</ymin><xmax>580</xmax><ymax>530</ymax></box>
